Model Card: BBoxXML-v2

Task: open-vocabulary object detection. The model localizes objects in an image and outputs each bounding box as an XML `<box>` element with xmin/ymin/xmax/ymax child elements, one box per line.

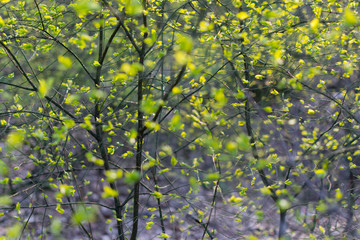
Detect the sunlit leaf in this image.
<box><xmin>169</xmin><ymin>114</ymin><xmax>182</xmax><ymax>130</ymax></box>
<box><xmin>344</xmin><ymin>8</ymin><xmax>358</xmax><ymax>26</ymax></box>
<box><xmin>237</xmin><ymin>134</ymin><xmax>250</xmax><ymax>151</ymax></box>
<box><xmin>214</xmin><ymin>89</ymin><xmax>227</xmax><ymax>108</ymax></box>
<box><xmin>310</xmin><ymin>18</ymin><xmax>319</xmax><ymax>32</ymax></box>
<box><xmin>315</xmin><ymin>169</ymin><xmax>326</xmax><ymax>178</ymax></box>
<box><xmin>124</xmin><ymin>171</ymin><xmax>141</xmax><ymax>185</ymax></box>
<box><xmin>171</xmin><ymin>156</ymin><xmax>178</xmax><ymax>166</ymax></box>
<box><xmin>6</xmin><ymin>130</ymin><xmax>25</xmax><ymax>150</ymax></box>
<box><xmin>178</xmin><ymin>36</ymin><xmax>193</xmax><ymax>53</ymax></box>
<box><xmin>105</xmin><ymin>170</ymin><xmax>123</xmax><ymax>183</ymax></box>
<box><xmin>205</xmin><ymin>172</ymin><xmax>220</xmax><ymax>181</ymax></box>
<box><xmin>58</xmin><ymin>55</ymin><xmax>72</xmax><ymax>69</ymax></box>
<box><xmin>237</xmin><ymin>12</ymin><xmax>249</xmax><ymax>20</ymax></box>
<box><xmin>7</xmin><ymin>223</ymin><xmax>22</xmax><ymax>239</ymax></box>
<box><xmin>102</xmin><ymin>186</ymin><xmax>118</xmax><ymax>198</ymax></box>
<box><xmin>125</xmin><ymin>0</ymin><xmax>143</xmax><ymax>16</ymax></box>
<box><xmin>56</xmin><ymin>204</ymin><xmax>64</xmax><ymax>214</ymax></box>
<box><xmin>72</xmin><ymin>0</ymin><xmax>100</xmax><ymax>17</ymax></box>
<box><xmin>307</xmin><ymin>109</ymin><xmax>315</xmax><ymax>115</ymax></box>
<box><xmin>72</xmin><ymin>206</ymin><xmax>98</xmax><ymax>225</ymax></box>
<box><xmin>21</xmin><ymin>43</ymin><xmax>33</xmax><ymax>50</ymax></box>
<box><xmin>39</xmin><ymin>78</ymin><xmax>54</xmax><ymax>98</ymax></box>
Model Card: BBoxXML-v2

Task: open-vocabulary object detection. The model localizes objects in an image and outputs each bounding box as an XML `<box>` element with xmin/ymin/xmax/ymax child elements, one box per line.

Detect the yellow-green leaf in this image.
<box><xmin>0</xmin><ymin>195</ymin><xmax>12</xmax><ymax>206</ymax></box>
<box><xmin>6</xmin><ymin>130</ymin><xmax>25</xmax><ymax>150</ymax></box>
<box><xmin>58</xmin><ymin>55</ymin><xmax>72</xmax><ymax>69</ymax></box>
<box><xmin>72</xmin><ymin>206</ymin><xmax>98</xmax><ymax>225</ymax></box>
<box><xmin>344</xmin><ymin>8</ymin><xmax>358</xmax><ymax>26</ymax></box>
<box><xmin>205</xmin><ymin>172</ymin><xmax>220</xmax><ymax>181</ymax></box>
<box><xmin>264</xmin><ymin>106</ymin><xmax>272</xmax><ymax>113</ymax></box>
<box><xmin>124</xmin><ymin>171</ymin><xmax>141</xmax><ymax>185</ymax></box>
<box><xmin>102</xmin><ymin>186</ymin><xmax>118</xmax><ymax>198</ymax></box>
<box><xmin>56</xmin><ymin>204</ymin><xmax>64</xmax><ymax>214</ymax></box>
<box><xmin>7</xmin><ymin>223</ymin><xmax>22</xmax><ymax>239</ymax></box>
<box><xmin>315</xmin><ymin>169</ymin><xmax>326</xmax><ymax>178</ymax></box>
<box><xmin>237</xmin><ymin>12</ymin><xmax>249</xmax><ymax>20</ymax></box>
<box><xmin>39</xmin><ymin>78</ymin><xmax>54</xmax><ymax>98</ymax></box>
<box><xmin>308</xmin><ymin>109</ymin><xmax>315</xmax><ymax>115</ymax></box>
<box><xmin>50</xmin><ymin>218</ymin><xmax>62</xmax><ymax>236</ymax></box>
<box><xmin>171</xmin><ymin>156</ymin><xmax>178</xmax><ymax>166</ymax></box>
<box><xmin>125</xmin><ymin>0</ymin><xmax>144</xmax><ymax>16</ymax></box>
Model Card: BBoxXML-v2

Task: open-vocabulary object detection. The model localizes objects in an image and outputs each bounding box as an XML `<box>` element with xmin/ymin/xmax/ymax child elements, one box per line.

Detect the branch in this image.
<box><xmin>150</xmin><ymin>65</ymin><xmax>186</xmax><ymax>123</ymax></box>
<box><xmin>100</xmin><ymin>0</ymin><xmax>141</xmax><ymax>55</ymax></box>
<box><xmin>0</xmin><ymin>81</ymin><xmax>35</xmax><ymax>91</ymax></box>
<box><xmin>0</xmin><ymin>40</ymin><xmax>37</xmax><ymax>91</ymax></box>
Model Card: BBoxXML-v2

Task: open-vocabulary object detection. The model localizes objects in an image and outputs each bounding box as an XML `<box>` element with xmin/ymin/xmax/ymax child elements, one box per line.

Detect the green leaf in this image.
<box><xmin>205</xmin><ymin>172</ymin><xmax>220</xmax><ymax>181</ymax></box>
<box><xmin>6</xmin><ymin>130</ymin><xmax>25</xmax><ymax>150</ymax></box>
<box><xmin>120</xmin><ymin>62</ymin><xmax>144</xmax><ymax>76</ymax></box>
<box><xmin>214</xmin><ymin>89</ymin><xmax>227</xmax><ymax>108</ymax></box>
<box><xmin>146</xmin><ymin>221</ymin><xmax>154</xmax><ymax>229</ymax></box>
<box><xmin>72</xmin><ymin>206</ymin><xmax>98</xmax><ymax>225</ymax></box>
<box><xmin>93</xmin><ymin>60</ymin><xmax>101</xmax><ymax>67</ymax></box>
<box><xmin>171</xmin><ymin>156</ymin><xmax>178</xmax><ymax>166</ymax></box>
<box><xmin>178</xmin><ymin>36</ymin><xmax>193</xmax><ymax>53</ymax></box>
<box><xmin>0</xmin><ymin>195</ymin><xmax>12</xmax><ymax>206</ymax></box>
<box><xmin>226</xmin><ymin>141</ymin><xmax>237</xmax><ymax>154</ymax></box>
<box><xmin>124</xmin><ymin>171</ymin><xmax>141</xmax><ymax>185</ymax></box>
<box><xmin>284</xmin><ymin>179</ymin><xmax>292</xmax><ymax>185</ymax></box>
<box><xmin>50</xmin><ymin>218</ymin><xmax>62</xmax><ymax>236</ymax></box>
<box><xmin>344</xmin><ymin>8</ymin><xmax>358</xmax><ymax>26</ymax></box>
<box><xmin>85</xmin><ymin>152</ymin><xmax>104</xmax><ymax>166</ymax></box>
<box><xmin>141</xmin><ymin>98</ymin><xmax>162</xmax><ymax>114</ymax></box>
<box><xmin>21</xmin><ymin>43</ymin><xmax>33</xmax><ymax>50</ymax></box>
<box><xmin>307</xmin><ymin>109</ymin><xmax>315</xmax><ymax>115</ymax></box>
<box><xmin>16</xmin><ymin>202</ymin><xmax>20</xmax><ymax>214</ymax></box>
<box><xmin>264</xmin><ymin>106</ymin><xmax>272</xmax><ymax>113</ymax></box>
<box><xmin>102</xmin><ymin>186</ymin><xmax>118</xmax><ymax>198</ymax></box>
<box><xmin>125</xmin><ymin>0</ymin><xmax>143</xmax><ymax>16</ymax></box>
<box><xmin>174</xmin><ymin>51</ymin><xmax>189</xmax><ymax>65</ymax></box>
<box><xmin>59</xmin><ymin>184</ymin><xmax>75</xmax><ymax>196</ymax></box>
<box><xmin>80</xmin><ymin>116</ymin><xmax>93</xmax><ymax>130</ymax></box>
<box><xmin>189</xmin><ymin>177</ymin><xmax>199</xmax><ymax>192</ymax></box>
<box><xmin>105</xmin><ymin>170</ymin><xmax>123</xmax><ymax>183</ymax></box>
<box><xmin>237</xmin><ymin>134</ymin><xmax>250</xmax><ymax>151</ymax></box>
<box><xmin>145</xmin><ymin>121</ymin><xmax>160</xmax><ymax>132</ymax></box>
<box><xmin>63</xmin><ymin>119</ymin><xmax>75</xmax><ymax>129</ymax></box>
<box><xmin>169</xmin><ymin>114</ymin><xmax>182</xmax><ymax>130</ymax></box>
<box><xmin>172</xmin><ymin>86</ymin><xmax>182</xmax><ymax>94</ymax></box>
<box><xmin>236</xmin><ymin>12</ymin><xmax>249</xmax><ymax>20</ymax></box>
<box><xmin>72</xmin><ymin>0</ymin><xmax>100</xmax><ymax>17</ymax></box>
<box><xmin>315</xmin><ymin>169</ymin><xmax>326</xmax><ymax>178</ymax></box>
<box><xmin>152</xmin><ymin>191</ymin><xmax>163</xmax><ymax>199</ymax></box>
<box><xmin>260</xmin><ymin>187</ymin><xmax>271</xmax><ymax>195</ymax></box>
<box><xmin>277</xmin><ymin>199</ymin><xmax>291</xmax><ymax>211</ymax></box>
<box><xmin>236</xmin><ymin>90</ymin><xmax>245</xmax><ymax>99</ymax></box>
<box><xmin>0</xmin><ymin>160</ymin><xmax>8</xmax><ymax>176</ymax></box>
<box><xmin>89</xmin><ymin>89</ymin><xmax>106</xmax><ymax>101</ymax></box>
<box><xmin>159</xmin><ymin>233</ymin><xmax>171</xmax><ymax>239</ymax></box>
<box><xmin>310</xmin><ymin>18</ymin><xmax>319</xmax><ymax>32</ymax></box>
<box><xmin>56</xmin><ymin>204</ymin><xmax>65</xmax><ymax>214</ymax></box>
<box><xmin>39</xmin><ymin>78</ymin><xmax>54</xmax><ymax>98</ymax></box>
<box><xmin>58</xmin><ymin>55</ymin><xmax>72</xmax><ymax>69</ymax></box>
<box><xmin>7</xmin><ymin>223</ymin><xmax>22</xmax><ymax>239</ymax></box>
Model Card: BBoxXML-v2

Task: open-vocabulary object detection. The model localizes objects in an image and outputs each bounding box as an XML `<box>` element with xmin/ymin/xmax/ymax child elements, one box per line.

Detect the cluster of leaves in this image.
<box><xmin>1</xmin><ymin>0</ymin><xmax>360</xmax><ymax>239</ymax></box>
